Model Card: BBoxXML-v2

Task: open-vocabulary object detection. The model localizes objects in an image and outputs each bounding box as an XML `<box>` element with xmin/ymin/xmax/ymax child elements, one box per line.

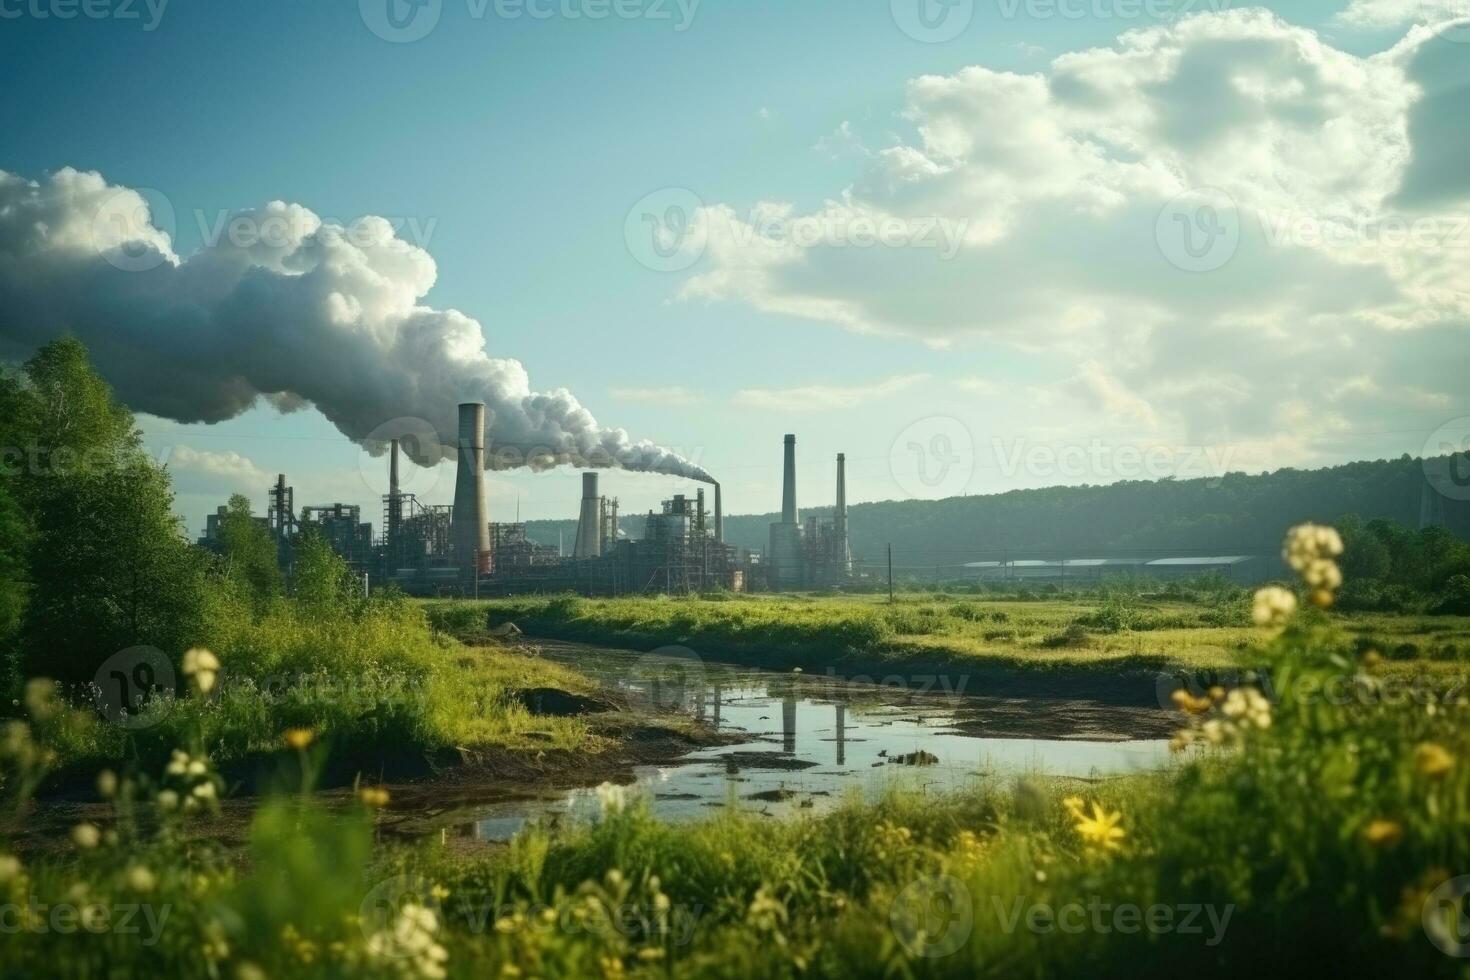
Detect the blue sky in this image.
<box><xmin>1</xmin><ymin>0</ymin><xmax>1467</xmax><ymax>536</ymax></box>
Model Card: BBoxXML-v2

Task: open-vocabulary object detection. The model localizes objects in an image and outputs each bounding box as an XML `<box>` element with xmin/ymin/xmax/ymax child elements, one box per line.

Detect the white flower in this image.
<box><xmin>157</xmin><ymin>790</ymin><xmax>180</xmax><ymax>812</ymax></box>
<box><xmin>166</xmin><ymin>750</ymin><xmax>190</xmax><ymax>776</ymax></box>
<box><xmin>125</xmin><ymin>865</ymin><xmax>156</xmax><ymax>892</ymax></box>
<box><xmin>1252</xmin><ymin>586</ymin><xmax>1298</xmax><ymax>628</ymax></box>
<box><xmin>192</xmin><ymin>781</ymin><xmax>217</xmax><ymax>801</ymax></box>
<box><xmin>594</xmin><ymin>781</ymin><xmax>634</xmax><ymax>814</ymax></box>
<box><xmin>182</xmin><ymin>648</ymin><xmax>221</xmax><ymax>695</ymax></box>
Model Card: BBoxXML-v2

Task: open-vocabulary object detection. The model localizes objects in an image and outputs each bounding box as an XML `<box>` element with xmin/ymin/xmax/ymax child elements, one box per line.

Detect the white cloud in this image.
<box><xmin>679</xmin><ymin>10</ymin><xmax>1470</xmax><ymax>469</ymax></box>
<box><xmin>167</xmin><ymin>446</ymin><xmax>271</xmax><ymax>489</ymax></box>
<box><xmin>1336</xmin><ymin>0</ymin><xmax>1470</xmax><ymax>29</ymax></box>
<box><xmin>733</xmin><ymin>374</ymin><xmax>930</xmax><ymax>412</ymax></box>
<box><xmin>609</xmin><ymin>385</ymin><xmax>705</xmax><ymax>407</ymax></box>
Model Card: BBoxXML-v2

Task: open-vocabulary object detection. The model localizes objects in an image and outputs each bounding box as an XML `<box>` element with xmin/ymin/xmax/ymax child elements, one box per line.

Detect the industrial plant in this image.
<box><xmin>198</xmin><ymin>404</ymin><xmax>858</xmax><ymax>597</ymax></box>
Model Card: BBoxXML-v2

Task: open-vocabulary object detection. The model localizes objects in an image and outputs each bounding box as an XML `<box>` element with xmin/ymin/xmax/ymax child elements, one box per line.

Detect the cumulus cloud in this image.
<box><xmin>1337</xmin><ymin>0</ymin><xmax>1470</xmax><ymax>29</ymax></box>
<box><xmin>0</xmin><ymin>169</ymin><xmax>712</xmax><ymax>482</ymax></box>
<box><xmin>167</xmin><ymin>446</ymin><xmax>271</xmax><ymax>489</ymax></box>
<box><xmin>679</xmin><ymin>10</ymin><xmax>1470</xmax><ymax>466</ymax></box>
<box><xmin>734</xmin><ymin>374</ymin><xmax>929</xmax><ymax>412</ymax></box>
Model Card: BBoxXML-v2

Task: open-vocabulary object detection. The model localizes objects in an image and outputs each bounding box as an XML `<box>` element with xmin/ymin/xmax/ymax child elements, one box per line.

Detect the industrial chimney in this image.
<box><xmin>835</xmin><ymin>453</ymin><xmax>851</xmax><ymax>575</ymax></box>
<box><xmin>782</xmin><ymin>434</ymin><xmax>798</xmax><ymax>524</ymax></box>
<box><xmin>451</xmin><ymin>402</ymin><xmax>492</xmax><ymax>575</ymax></box>
<box><xmin>573</xmin><ymin>472</ymin><xmax>603</xmax><ymax>559</ymax></box>
<box><xmin>713</xmin><ymin>482</ymin><xmax>724</xmax><ymax>544</ymax></box>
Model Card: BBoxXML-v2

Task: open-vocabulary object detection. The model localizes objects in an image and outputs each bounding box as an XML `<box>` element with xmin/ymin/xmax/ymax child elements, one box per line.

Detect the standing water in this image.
<box><xmin>466</xmin><ymin>644</ymin><xmax>1172</xmax><ymax>841</ymax></box>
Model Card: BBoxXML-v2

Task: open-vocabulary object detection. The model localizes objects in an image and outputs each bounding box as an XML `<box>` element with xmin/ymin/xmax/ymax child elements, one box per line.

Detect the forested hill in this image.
<box><xmin>526</xmin><ymin>455</ymin><xmax>1470</xmax><ymax>561</ymax></box>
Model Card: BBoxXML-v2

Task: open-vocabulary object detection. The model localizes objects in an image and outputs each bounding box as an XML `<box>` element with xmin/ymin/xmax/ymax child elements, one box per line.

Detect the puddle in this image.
<box><xmin>463</xmin><ymin>645</ymin><xmax>1172</xmax><ymax>842</ymax></box>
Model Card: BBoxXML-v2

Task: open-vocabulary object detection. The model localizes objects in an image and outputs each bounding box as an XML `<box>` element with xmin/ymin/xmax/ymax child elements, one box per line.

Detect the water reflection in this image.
<box><xmin>466</xmin><ymin>647</ymin><xmax>1171</xmax><ymax>842</ymax></box>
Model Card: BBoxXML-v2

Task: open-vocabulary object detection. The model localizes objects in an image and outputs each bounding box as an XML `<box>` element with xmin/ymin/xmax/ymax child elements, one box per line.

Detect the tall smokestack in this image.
<box><xmin>835</xmin><ymin>453</ymin><xmax>851</xmax><ymax>575</ymax></box>
<box><xmin>714</xmin><ymin>482</ymin><xmax>723</xmax><ymax>544</ymax></box>
<box><xmin>387</xmin><ymin>438</ymin><xmax>403</xmax><ymax>560</ymax></box>
<box><xmin>574</xmin><ymin>472</ymin><xmax>603</xmax><ymax>559</ymax></box>
<box><xmin>782</xmin><ymin>434</ymin><xmax>798</xmax><ymax>524</ymax></box>
<box><xmin>451</xmin><ymin>402</ymin><xmax>491</xmax><ymax>575</ymax></box>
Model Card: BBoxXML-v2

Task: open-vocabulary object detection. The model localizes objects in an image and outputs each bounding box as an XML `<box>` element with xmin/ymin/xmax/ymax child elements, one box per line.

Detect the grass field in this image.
<box><xmin>429</xmin><ymin>590</ymin><xmax>1470</xmax><ymax>680</ymax></box>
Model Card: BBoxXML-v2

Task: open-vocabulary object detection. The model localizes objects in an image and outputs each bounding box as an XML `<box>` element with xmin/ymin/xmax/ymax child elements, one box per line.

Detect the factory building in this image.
<box><xmin>765</xmin><ymin>435</ymin><xmax>854</xmax><ymax>591</ymax></box>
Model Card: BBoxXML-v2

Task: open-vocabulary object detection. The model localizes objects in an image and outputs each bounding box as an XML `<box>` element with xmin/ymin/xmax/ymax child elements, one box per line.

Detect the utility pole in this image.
<box><xmin>887</xmin><ymin>544</ymin><xmax>894</xmax><ymax>603</ymax></box>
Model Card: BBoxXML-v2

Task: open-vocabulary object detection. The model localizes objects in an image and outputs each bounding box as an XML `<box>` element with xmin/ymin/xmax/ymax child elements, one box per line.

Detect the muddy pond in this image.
<box><xmin>459</xmin><ymin>642</ymin><xmax>1174</xmax><ymax>842</ymax></box>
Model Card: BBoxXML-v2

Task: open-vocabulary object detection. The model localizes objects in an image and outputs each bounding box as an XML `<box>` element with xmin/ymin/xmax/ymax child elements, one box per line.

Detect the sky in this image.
<box><xmin>0</xmin><ymin>0</ymin><xmax>1468</xmax><ymax>537</ymax></box>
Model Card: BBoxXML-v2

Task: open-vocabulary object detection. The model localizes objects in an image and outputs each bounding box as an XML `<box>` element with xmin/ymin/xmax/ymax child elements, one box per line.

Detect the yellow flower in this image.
<box><xmin>71</xmin><ymin>823</ymin><xmax>101</xmax><ymax>850</ymax></box>
<box><xmin>96</xmin><ymin>769</ymin><xmax>118</xmax><ymax>799</ymax></box>
<box><xmin>283</xmin><ymin>728</ymin><xmax>315</xmax><ymax>751</ymax></box>
<box><xmin>125</xmin><ymin>865</ymin><xmax>157</xmax><ymax>892</ymax></box>
<box><xmin>1252</xmin><ymin>586</ymin><xmax>1298</xmax><ymax>629</ymax></box>
<box><xmin>0</xmin><ymin>854</ymin><xmax>21</xmax><ymax>883</ymax></box>
<box><xmin>182</xmin><ymin>647</ymin><xmax>221</xmax><ymax>694</ymax></box>
<box><xmin>1363</xmin><ymin>820</ymin><xmax>1403</xmax><ymax>848</ymax></box>
<box><xmin>359</xmin><ymin>786</ymin><xmax>391</xmax><ymax>809</ymax></box>
<box><xmin>1414</xmin><ymin>742</ymin><xmax>1456</xmax><ymax>780</ymax></box>
<box><xmin>1072</xmin><ymin>801</ymin><xmax>1125</xmax><ymax>851</ymax></box>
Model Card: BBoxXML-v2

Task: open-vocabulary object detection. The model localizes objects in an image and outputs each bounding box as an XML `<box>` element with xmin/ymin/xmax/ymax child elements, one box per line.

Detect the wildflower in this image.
<box><xmin>359</xmin><ymin>786</ymin><xmax>391</xmax><ymax>809</ymax></box>
<box><xmin>0</xmin><ymin>854</ymin><xmax>21</xmax><ymax>883</ymax></box>
<box><xmin>1252</xmin><ymin>586</ymin><xmax>1298</xmax><ymax>629</ymax></box>
<box><xmin>283</xmin><ymin>728</ymin><xmax>315</xmax><ymax>751</ymax></box>
<box><xmin>192</xmin><ymin>781</ymin><xmax>217</xmax><ymax>801</ymax></box>
<box><xmin>23</xmin><ymin>678</ymin><xmax>59</xmax><ymax>722</ymax></box>
<box><xmin>96</xmin><ymin>769</ymin><xmax>118</xmax><ymax>799</ymax></box>
<box><xmin>1363</xmin><ymin>820</ymin><xmax>1403</xmax><ymax>848</ymax></box>
<box><xmin>594</xmin><ymin>781</ymin><xmax>633</xmax><ymax>814</ymax></box>
<box><xmin>187</xmin><ymin>760</ymin><xmax>207</xmax><ymax>777</ymax></box>
<box><xmin>1283</xmin><ymin>524</ymin><xmax>1344</xmax><ymax>605</ymax></box>
<box><xmin>637</xmin><ymin>947</ymin><xmax>665</xmax><ymax>962</ymax></box>
<box><xmin>1072</xmin><ymin>801</ymin><xmax>1125</xmax><ymax>852</ymax></box>
<box><xmin>157</xmin><ymin>789</ymin><xmax>180</xmax><ymax>812</ymax></box>
<box><xmin>235</xmin><ymin>964</ymin><xmax>269</xmax><ymax>980</ymax></box>
<box><xmin>1222</xmin><ymin>688</ymin><xmax>1272</xmax><ymax>730</ymax></box>
<box><xmin>182</xmin><ymin>647</ymin><xmax>221</xmax><ymax>695</ymax></box>
<box><xmin>1414</xmin><ymin>742</ymin><xmax>1456</xmax><ymax>780</ymax></box>
<box><xmin>125</xmin><ymin>865</ymin><xmax>156</xmax><ymax>892</ymax></box>
<box><xmin>1170</xmin><ymin>689</ymin><xmax>1212</xmax><ymax>715</ymax></box>
<box><xmin>71</xmin><ymin>823</ymin><xmax>101</xmax><ymax>849</ymax></box>
<box><xmin>166</xmin><ymin>749</ymin><xmax>190</xmax><ymax>776</ymax></box>
<box><xmin>1062</xmin><ymin>795</ymin><xmax>1085</xmax><ymax>817</ymax></box>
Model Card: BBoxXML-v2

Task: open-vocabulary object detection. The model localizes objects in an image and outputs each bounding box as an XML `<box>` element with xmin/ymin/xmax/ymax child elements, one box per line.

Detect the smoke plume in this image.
<box><xmin>0</xmin><ymin>168</ymin><xmax>712</xmax><ymax>482</ymax></box>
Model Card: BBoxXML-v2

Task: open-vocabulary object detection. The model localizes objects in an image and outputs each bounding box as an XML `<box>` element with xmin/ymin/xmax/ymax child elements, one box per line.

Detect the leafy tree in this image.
<box><xmin>292</xmin><ymin>529</ymin><xmax>353</xmax><ymax>609</ymax></box>
<box><xmin>7</xmin><ymin>338</ymin><xmax>208</xmax><ymax>684</ymax></box>
<box><xmin>217</xmin><ymin>493</ymin><xmax>283</xmax><ymax>610</ymax></box>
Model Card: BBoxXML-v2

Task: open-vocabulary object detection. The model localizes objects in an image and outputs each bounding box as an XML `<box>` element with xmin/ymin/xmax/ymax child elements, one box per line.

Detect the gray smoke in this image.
<box><xmin>0</xmin><ymin>168</ymin><xmax>712</xmax><ymax>482</ymax></box>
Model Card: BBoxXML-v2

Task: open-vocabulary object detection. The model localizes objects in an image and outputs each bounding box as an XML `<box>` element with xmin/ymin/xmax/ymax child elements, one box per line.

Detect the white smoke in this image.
<box><xmin>0</xmin><ymin>168</ymin><xmax>712</xmax><ymax>482</ymax></box>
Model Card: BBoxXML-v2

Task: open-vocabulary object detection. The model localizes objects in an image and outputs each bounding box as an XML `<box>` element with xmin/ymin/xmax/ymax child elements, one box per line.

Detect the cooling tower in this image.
<box><xmin>451</xmin><ymin>402</ymin><xmax>492</xmax><ymax>575</ymax></box>
<box><xmin>573</xmin><ymin>472</ymin><xmax>603</xmax><ymax>559</ymax></box>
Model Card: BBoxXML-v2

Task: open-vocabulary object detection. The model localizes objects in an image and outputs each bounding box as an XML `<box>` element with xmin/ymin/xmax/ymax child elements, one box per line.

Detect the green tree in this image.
<box><xmin>217</xmin><ymin>493</ymin><xmax>282</xmax><ymax>611</ymax></box>
<box><xmin>8</xmin><ymin>338</ymin><xmax>208</xmax><ymax>684</ymax></box>
<box><xmin>292</xmin><ymin>529</ymin><xmax>353</xmax><ymax>609</ymax></box>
